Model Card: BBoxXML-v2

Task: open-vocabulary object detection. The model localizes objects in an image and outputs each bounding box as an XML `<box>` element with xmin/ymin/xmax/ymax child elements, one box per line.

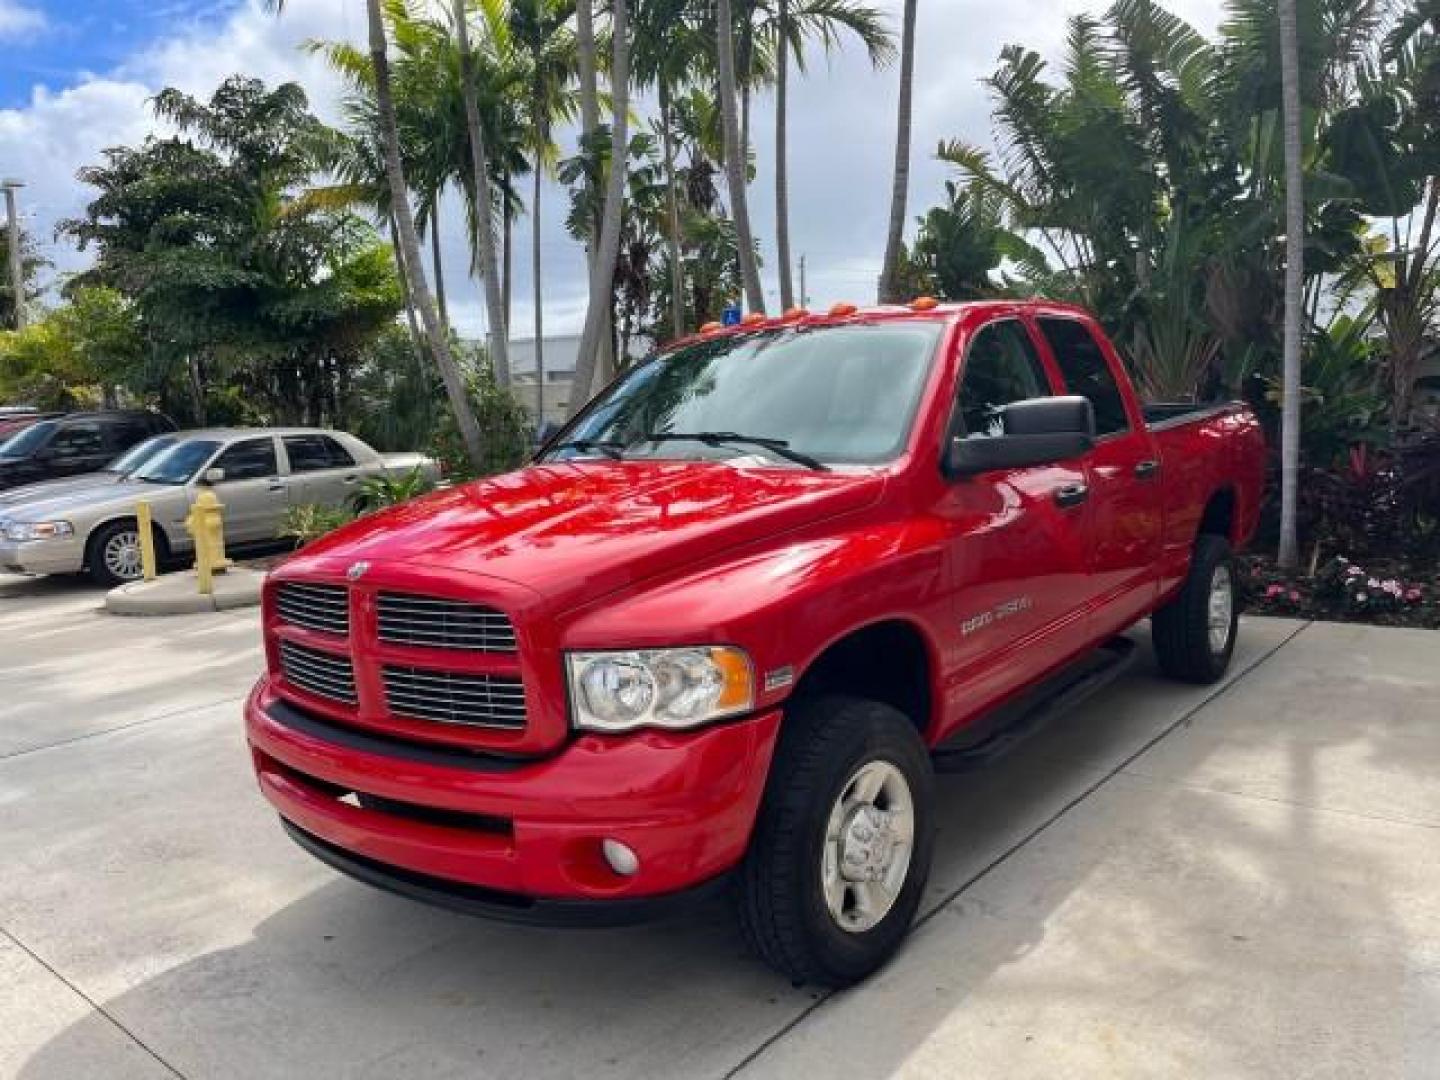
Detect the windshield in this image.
<box><xmin>105</xmin><ymin>434</ymin><xmax>178</xmax><ymax>475</ymax></box>
<box><xmin>132</xmin><ymin>440</ymin><xmax>221</xmax><ymax>485</ymax></box>
<box><xmin>0</xmin><ymin>419</ymin><xmax>57</xmax><ymax>459</ymax></box>
<box><xmin>545</xmin><ymin>323</ymin><xmax>943</xmax><ymax>467</ymax></box>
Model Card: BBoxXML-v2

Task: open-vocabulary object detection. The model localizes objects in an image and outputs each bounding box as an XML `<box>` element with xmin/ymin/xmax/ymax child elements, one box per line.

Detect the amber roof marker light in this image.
<box><xmin>828</xmin><ymin>302</ymin><xmax>858</xmax><ymax>317</ymax></box>
<box><xmin>910</xmin><ymin>296</ymin><xmax>940</xmax><ymax>311</ymax></box>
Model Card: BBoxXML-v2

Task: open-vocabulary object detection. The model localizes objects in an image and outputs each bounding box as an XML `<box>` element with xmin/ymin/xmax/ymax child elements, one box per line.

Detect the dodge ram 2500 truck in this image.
<box><xmin>246</xmin><ymin>300</ymin><xmax>1266</xmax><ymax>987</ymax></box>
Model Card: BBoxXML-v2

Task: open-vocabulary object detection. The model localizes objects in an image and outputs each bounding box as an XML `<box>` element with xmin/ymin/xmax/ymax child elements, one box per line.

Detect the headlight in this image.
<box><xmin>2</xmin><ymin>520</ymin><xmax>75</xmax><ymax>543</ymax></box>
<box><xmin>567</xmin><ymin>647</ymin><xmax>755</xmax><ymax>733</ymax></box>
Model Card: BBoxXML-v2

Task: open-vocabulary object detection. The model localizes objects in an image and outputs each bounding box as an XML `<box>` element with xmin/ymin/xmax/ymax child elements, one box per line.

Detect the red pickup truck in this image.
<box><xmin>246</xmin><ymin>300</ymin><xmax>1265</xmax><ymax>986</ymax></box>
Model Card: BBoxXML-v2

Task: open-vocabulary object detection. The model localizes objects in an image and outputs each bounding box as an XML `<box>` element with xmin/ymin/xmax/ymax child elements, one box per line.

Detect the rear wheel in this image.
<box><xmin>736</xmin><ymin>695</ymin><xmax>934</xmax><ymax>987</ymax></box>
<box><xmin>1152</xmin><ymin>533</ymin><xmax>1238</xmax><ymax>684</ymax></box>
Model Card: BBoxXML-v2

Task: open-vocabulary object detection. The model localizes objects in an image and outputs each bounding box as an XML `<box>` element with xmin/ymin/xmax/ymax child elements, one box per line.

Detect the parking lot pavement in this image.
<box><xmin>1</xmin><ymin>581</ymin><xmax>1436</xmax><ymax>1078</ymax></box>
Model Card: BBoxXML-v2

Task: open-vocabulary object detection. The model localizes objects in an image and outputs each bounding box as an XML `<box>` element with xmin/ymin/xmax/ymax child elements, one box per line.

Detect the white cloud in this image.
<box><xmin>0</xmin><ymin>0</ymin><xmax>45</xmax><ymax>42</ymax></box>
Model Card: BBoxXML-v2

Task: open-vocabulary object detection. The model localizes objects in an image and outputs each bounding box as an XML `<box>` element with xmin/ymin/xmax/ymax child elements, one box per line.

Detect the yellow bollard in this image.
<box><xmin>185</xmin><ymin>489</ymin><xmax>233</xmax><ymax>596</ymax></box>
<box><xmin>136</xmin><ymin>500</ymin><xmax>158</xmax><ymax>582</ymax></box>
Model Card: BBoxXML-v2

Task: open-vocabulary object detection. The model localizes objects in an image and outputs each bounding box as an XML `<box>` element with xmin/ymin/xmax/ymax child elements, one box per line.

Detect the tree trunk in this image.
<box><xmin>1277</xmin><ymin>0</ymin><xmax>1304</xmax><ymax>568</ymax></box>
<box><xmin>390</xmin><ymin>213</ymin><xmax>426</xmax><ymax>359</ymax></box>
<box><xmin>452</xmin><ymin>0</ymin><xmax>511</xmax><ymax>386</ymax></box>
<box><xmin>368</xmin><ymin>0</ymin><xmax>485</xmax><ymax>469</ymax></box>
<box><xmin>716</xmin><ymin>0</ymin><xmax>765</xmax><ymax>313</ymax></box>
<box><xmin>775</xmin><ymin>0</ymin><xmax>795</xmax><ymax>310</ymax></box>
<box><xmin>503</xmin><ymin>175</ymin><xmax>514</xmax><ymax>333</ymax></box>
<box><xmin>878</xmin><ymin>0</ymin><xmax>917</xmax><ymax>303</ymax></box>
<box><xmin>187</xmin><ymin>355</ymin><xmax>207</xmax><ymax>427</ymax></box>
<box><xmin>659</xmin><ymin>80</ymin><xmax>687</xmax><ymax>338</ymax></box>
<box><xmin>430</xmin><ymin>199</ymin><xmax>448</xmax><ymax>329</ymax></box>
<box><xmin>568</xmin><ymin>0</ymin><xmax>631</xmax><ymax>418</ymax></box>
<box><xmin>532</xmin><ymin>152</ymin><xmax>545</xmax><ymax>430</ymax></box>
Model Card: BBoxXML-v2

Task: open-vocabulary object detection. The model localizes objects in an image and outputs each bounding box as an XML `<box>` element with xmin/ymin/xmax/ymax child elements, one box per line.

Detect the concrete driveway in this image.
<box><xmin>2</xmin><ymin>572</ymin><xmax>1437</xmax><ymax>1079</ymax></box>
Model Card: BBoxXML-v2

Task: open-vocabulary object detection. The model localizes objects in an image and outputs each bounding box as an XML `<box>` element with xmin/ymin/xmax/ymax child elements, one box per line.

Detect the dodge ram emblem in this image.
<box><xmin>346</xmin><ymin>561</ymin><xmax>370</xmax><ymax>582</ymax></box>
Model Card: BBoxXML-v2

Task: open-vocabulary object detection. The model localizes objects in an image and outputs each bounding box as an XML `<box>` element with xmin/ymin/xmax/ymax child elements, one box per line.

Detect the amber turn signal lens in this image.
<box><xmin>711</xmin><ymin>646</ymin><xmax>756</xmax><ymax>713</ymax></box>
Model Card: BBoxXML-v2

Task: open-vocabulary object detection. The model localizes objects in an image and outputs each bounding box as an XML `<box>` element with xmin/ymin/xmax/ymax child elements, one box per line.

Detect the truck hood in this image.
<box><xmin>294</xmin><ymin>460</ymin><xmax>885</xmax><ymax>610</ymax></box>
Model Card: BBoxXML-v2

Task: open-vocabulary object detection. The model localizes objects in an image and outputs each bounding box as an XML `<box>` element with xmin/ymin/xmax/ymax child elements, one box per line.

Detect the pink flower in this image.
<box><xmin>1288</xmin><ymin>591</ymin><xmax>1301</xmax><ymax>602</ymax></box>
<box><xmin>1265</xmin><ymin>584</ymin><xmax>1285</xmax><ymax>599</ymax></box>
<box><xmin>1405</xmin><ymin>589</ymin><xmax>1423</xmax><ymax>603</ymax></box>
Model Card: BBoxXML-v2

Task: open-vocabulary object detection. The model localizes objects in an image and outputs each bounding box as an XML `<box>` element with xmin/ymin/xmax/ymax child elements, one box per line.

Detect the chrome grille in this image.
<box><xmin>377</xmin><ymin>592</ymin><xmax>517</xmax><ymax>653</ymax></box>
<box><xmin>383</xmin><ymin>665</ymin><xmax>526</xmax><ymax>730</ymax></box>
<box><xmin>279</xmin><ymin>640</ymin><xmax>357</xmax><ymax>704</ymax></box>
<box><xmin>275</xmin><ymin>582</ymin><xmax>350</xmax><ymax>637</ymax></box>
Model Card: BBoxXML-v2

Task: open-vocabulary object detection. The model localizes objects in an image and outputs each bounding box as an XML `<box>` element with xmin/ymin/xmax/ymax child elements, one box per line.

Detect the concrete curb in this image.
<box><xmin>106</xmin><ymin>567</ymin><xmax>266</xmax><ymax>616</ymax></box>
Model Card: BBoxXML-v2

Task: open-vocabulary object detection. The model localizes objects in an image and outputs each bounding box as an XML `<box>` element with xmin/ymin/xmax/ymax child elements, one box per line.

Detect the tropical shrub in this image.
<box><xmin>280</xmin><ymin>504</ymin><xmax>356</xmax><ymax>547</ymax></box>
<box><xmin>350</xmin><ymin>467</ymin><xmax>435</xmax><ymax>514</ymax></box>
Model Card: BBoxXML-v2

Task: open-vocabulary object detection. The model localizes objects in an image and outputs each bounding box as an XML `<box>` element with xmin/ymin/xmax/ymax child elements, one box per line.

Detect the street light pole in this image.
<box><xmin>3</xmin><ymin>179</ymin><xmax>25</xmax><ymax>331</ymax></box>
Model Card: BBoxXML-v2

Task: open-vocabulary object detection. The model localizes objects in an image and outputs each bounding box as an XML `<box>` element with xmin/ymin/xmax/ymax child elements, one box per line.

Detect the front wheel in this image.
<box><xmin>1152</xmin><ymin>533</ymin><xmax>1238</xmax><ymax>684</ymax></box>
<box><xmin>87</xmin><ymin>521</ymin><xmax>148</xmax><ymax>588</ymax></box>
<box><xmin>736</xmin><ymin>695</ymin><xmax>934</xmax><ymax>987</ymax></box>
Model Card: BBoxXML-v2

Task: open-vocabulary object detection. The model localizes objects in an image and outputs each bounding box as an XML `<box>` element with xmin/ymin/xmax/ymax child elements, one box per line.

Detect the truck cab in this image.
<box><xmin>245</xmin><ymin>300</ymin><xmax>1265</xmax><ymax>986</ymax></box>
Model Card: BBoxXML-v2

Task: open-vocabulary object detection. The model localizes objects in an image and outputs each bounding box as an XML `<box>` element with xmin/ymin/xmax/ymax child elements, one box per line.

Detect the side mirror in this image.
<box><xmin>945</xmin><ymin>395</ymin><xmax>1095</xmax><ymax>478</ymax></box>
<box><xmin>202</xmin><ymin>467</ymin><xmax>226</xmax><ymax>485</ymax></box>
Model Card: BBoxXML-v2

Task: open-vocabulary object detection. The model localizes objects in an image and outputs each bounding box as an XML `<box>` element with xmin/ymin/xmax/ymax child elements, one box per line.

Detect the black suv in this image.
<box><xmin>0</xmin><ymin>411</ymin><xmax>177</xmax><ymax>491</ymax></box>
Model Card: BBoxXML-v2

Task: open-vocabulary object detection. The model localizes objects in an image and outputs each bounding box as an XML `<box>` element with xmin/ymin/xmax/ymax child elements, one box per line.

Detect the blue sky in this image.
<box><xmin>0</xmin><ymin>0</ymin><xmax>1224</xmax><ymax>340</ymax></box>
<box><xmin>0</xmin><ymin>1</ymin><xmax>244</xmax><ymax>103</ymax></box>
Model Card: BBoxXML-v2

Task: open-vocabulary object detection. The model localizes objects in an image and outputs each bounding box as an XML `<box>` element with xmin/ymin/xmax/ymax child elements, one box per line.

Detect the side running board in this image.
<box><xmin>931</xmin><ymin>637</ymin><xmax>1138</xmax><ymax>773</ymax></box>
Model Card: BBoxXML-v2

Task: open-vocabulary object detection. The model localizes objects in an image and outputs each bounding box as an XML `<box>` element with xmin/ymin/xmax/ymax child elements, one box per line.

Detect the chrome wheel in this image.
<box><xmin>821</xmin><ymin>760</ymin><xmax>915</xmax><ymax>934</ymax></box>
<box><xmin>1207</xmin><ymin>564</ymin><xmax>1234</xmax><ymax>654</ymax></box>
<box><xmin>104</xmin><ymin>530</ymin><xmax>143</xmax><ymax>582</ymax></box>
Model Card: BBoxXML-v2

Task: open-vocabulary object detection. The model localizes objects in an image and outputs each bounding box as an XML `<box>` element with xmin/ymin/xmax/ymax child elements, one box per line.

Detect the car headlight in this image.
<box><xmin>567</xmin><ymin>647</ymin><xmax>755</xmax><ymax>733</ymax></box>
<box><xmin>2</xmin><ymin>520</ymin><xmax>75</xmax><ymax>543</ymax></box>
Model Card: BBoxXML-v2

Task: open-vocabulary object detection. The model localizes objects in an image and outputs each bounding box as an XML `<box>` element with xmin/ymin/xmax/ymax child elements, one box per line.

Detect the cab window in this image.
<box><xmin>956</xmin><ymin>321</ymin><xmax>1051</xmax><ymax>438</ymax></box>
<box><xmin>213</xmin><ymin>438</ymin><xmax>278</xmax><ymax>481</ymax></box>
<box><xmin>1038</xmin><ymin>318</ymin><xmax>1131</xmax><ymax>435</ymax></box>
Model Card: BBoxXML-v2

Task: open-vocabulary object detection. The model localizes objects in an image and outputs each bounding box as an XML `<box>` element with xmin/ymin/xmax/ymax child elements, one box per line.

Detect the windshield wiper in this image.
<box><xmin>549</xmin><ymin>438</ymin><xmax>627</xmax><ymax>460</ymax></box>
<box><xmin>637</xmin><ymin>432</ymin><xmax>828</xmax><ymax>471</ymax></box>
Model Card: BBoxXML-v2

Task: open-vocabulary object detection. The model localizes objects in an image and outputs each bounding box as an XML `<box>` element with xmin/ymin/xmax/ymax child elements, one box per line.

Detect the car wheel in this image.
<box><xmin>736</xmin><ymin>694</ymin><xmax>934</xmax><ymax>987</ymax></box>
<box><xmin>1152</xmin><ymin>533</ymin><xmax>1238</xmax><ymax>684</ymax></box>
<box><xmin>87</xmin><ymin>521</ymin><xmax>147</xmax><ymax>588</ymax></box>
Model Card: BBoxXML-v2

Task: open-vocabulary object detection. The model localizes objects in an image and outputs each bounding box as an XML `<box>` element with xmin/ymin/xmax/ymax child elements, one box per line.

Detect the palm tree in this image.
<box><xmin>1276</xmin><ymin>0</ymin><xmax>1303</xmax><ymax>567</ymax></box>
<box><xmin>716</xmin><ymin>0</ymin><xmax>766</xmax><ymax>313</ymax></box>
<box><xmin>510</xmin><ymin>0</ymin><xmax>577</xmax><ymax>427</ymax></box>
<box><xmin>262</xmin><ymin>0</ymin><xmax>487</xmax><ymax>469</ymax></box>
<box><xmin>452</xmin><ymin>0</ymin><xmax>512</xmax><ymax>386</ymax></box>
<box><xmin>877</xmin><ymin>0</ymin><xmax>916</xmax><ymax>303</ymax></box>
<box><xmin>568</xmin><ymin>0</ymin><xmax>634</xmax><ymax>418</ymax></box>
<box><xmin>771</xmin><ymin>0</ymin><xmax>893</xmax><ymax>310</ymax></box>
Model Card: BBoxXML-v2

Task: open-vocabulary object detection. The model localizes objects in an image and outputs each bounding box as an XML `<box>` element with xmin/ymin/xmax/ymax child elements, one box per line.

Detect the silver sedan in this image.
<box><xmin>0</xmin><ymin>427</ymin><xmax>439</xmax><ymax>586</ymax></box>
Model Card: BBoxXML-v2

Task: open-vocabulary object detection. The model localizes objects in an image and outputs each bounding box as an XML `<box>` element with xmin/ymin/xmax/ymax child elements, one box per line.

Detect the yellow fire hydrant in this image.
<box><xmin>185</xmin><ymin>489</ymin><xmax>233</xmax><ymax>595</ymax></box>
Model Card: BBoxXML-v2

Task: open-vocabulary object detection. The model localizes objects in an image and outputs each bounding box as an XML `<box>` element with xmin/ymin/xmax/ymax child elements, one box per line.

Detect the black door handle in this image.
<box><xmin>1134</xmin><ymin>459</ymin><xmax>1160</xmax><ymax>480</ymax></box>
<box><xmin>1054</xmin><ymin>483</ymin><xmax>1089</xmax><ymax>509</ymax></box>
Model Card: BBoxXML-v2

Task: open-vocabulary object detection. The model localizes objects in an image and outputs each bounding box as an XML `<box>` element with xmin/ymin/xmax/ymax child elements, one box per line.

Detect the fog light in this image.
<box><xmin>602</xmin><ymin>839</ymin><xmax>640</xmax><ymax>877</ymax></box>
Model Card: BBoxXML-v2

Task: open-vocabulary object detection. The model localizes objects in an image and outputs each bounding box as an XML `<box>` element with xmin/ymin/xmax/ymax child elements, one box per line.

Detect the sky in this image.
<box><xmin>0</xmin><ymin>0</ymin><xmax>1227</xmax><ymax>344</ymax></box>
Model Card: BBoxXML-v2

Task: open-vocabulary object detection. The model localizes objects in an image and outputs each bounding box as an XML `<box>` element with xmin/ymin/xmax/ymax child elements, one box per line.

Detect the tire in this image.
<box><xmin>736</xmin><ymin>694</ymin><xmax>935</xmax><ymax>987</ymax></box>
<box><xmin>87</xmin><ymin>520</ymin><xmax>148</xmax><ymax>588</ymax></box>
<box><xmin>1152</xmin><ymin>533</ymin><xmax>1238</xmax><ymax>684</ymax></box>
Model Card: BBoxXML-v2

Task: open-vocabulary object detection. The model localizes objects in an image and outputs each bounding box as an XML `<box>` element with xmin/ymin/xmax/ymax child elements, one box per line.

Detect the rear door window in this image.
<box><xmin>1037</xmin><ymin>318</ymin><xmax>1131</xmax><ymax>436</ymax></box>
<box><xmin>284</xmin><ymin>435</ymin><xmax>356</xmax><ymax>473</ymax></box>
<box><xmin>51</xmin><ymin>422</ymin><xmax>105</xmax><ymax>459</ymax></box>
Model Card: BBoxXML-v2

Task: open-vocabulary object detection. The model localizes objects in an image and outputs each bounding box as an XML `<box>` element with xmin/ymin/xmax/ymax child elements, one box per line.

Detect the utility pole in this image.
<box><xmin>799</xmin><ymin>254</ymin><xmax>807</xmax><ymax>309</ymax></box>
<box><xmin>2</xmin><ymin>179</ymin><xmax>24</xmax><ymax>331</ymax></box>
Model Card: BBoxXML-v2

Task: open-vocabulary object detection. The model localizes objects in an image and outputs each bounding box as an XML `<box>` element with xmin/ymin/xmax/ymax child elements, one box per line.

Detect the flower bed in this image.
<box><xmin>1239</xmin><ymin>554</ymin><xmax>1440</xmax><ymax>629</ymax></box>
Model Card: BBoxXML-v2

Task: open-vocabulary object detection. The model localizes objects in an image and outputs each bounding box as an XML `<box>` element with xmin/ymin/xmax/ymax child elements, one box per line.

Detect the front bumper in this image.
<box><xmin>0</xmin><ymin>537</ymin><xmax>84</xmax><ymax>575</ymax></box>
<box><xmin>246</xmin><ymin>677</ymin><xmax>783</xmax><ymax>918</ymax></box>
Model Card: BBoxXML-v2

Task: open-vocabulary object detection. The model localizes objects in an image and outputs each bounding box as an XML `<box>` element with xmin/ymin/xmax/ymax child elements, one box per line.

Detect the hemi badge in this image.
<box><xmin>763</xmin><ymin>666</ymin><xmax>795</xmax><ymax>693</ymax></box>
